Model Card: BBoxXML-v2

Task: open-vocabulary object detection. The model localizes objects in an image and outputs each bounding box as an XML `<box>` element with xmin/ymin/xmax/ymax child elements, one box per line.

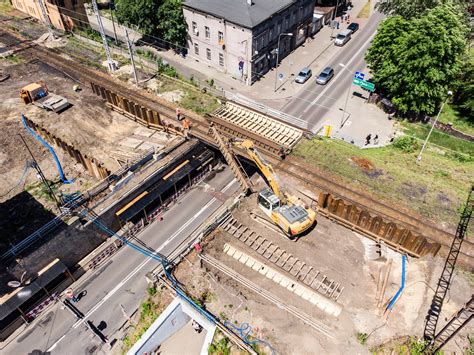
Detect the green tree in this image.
<box><xmin>453</xmin><ymin>58</ymin><xmax>474</xmax><ymax>121</ymax></box>
<box><xmin>366</xmin><ymin>3</ymin><xmax>468</xmax><ymax>116</ymax></box>
<box><xmin>375</xmin><ymin>0</ymin><xmax>466</xmax><ymax>19</ymax></box>
<box><xmin>375</xmin><ymin>0</ymin><xmax>441</xmax><ymax>19</ymax></box>
<box><xmin>114</xmin><ymin>0</ymin><xmax>161</xmax><ymax>35</ymax></box>
<box><xmin>157</xmin><ymin>0</ymin><xmax>187</xmax><ymax>48</ymax></box>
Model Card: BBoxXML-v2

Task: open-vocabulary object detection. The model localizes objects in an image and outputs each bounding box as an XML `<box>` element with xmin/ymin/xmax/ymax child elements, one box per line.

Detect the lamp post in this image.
<box><xmin>274</xmin><ymin>32</ymin><xmax>293</xmax><ymax>92</ymax></box>
<box><xmin>416</xmin><ymin>91</ymin><xmax>452</xmax><ymax>162</ymax></box>
<box><xmin>338</xmin><ymin>63</ymin><xmax>353</xmax><ymax>128</ymax></box>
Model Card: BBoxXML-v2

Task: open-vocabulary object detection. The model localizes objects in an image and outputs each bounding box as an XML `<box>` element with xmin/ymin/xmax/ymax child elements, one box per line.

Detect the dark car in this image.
<box><xmin>316</xmin><ymin>67</ymin><xmax>335</xmax><ymax>85</ymax></box>
<box><xmin>347</xmin><ymin>22</ymin><xmax>359</xmax><ymax>33</ymax></box>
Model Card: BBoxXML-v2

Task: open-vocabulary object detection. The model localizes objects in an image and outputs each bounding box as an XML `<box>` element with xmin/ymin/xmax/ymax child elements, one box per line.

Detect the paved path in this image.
<box><xmin>4</xmin><ymin>167</ymin><xmax>238</xmax><ymax>354</ymax></box>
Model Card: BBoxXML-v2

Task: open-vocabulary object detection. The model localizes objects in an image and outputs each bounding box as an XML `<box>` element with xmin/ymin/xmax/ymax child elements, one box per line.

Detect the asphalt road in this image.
<box><xmin>4</xmin><ymin>167</ymin><xmax>237</xmax><ymax>355</ymax></box>
<box><xmin>281</xmin><ymin>11</ymin><xmax>385</xmax><ymax>131</ymax></box>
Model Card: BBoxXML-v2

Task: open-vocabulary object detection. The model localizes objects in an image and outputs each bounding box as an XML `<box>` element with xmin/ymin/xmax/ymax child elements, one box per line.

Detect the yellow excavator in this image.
<box><xmin>232</xmin><ymin>139</ymin><xmax>316</xmax><ymax>238</ymax></box>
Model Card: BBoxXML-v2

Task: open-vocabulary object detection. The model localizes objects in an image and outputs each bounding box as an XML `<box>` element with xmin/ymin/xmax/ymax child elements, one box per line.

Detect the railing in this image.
<box><xmin>226</xmin><ymin>93</ymin><xmax>310</xmax><ymax>131</ymax></box>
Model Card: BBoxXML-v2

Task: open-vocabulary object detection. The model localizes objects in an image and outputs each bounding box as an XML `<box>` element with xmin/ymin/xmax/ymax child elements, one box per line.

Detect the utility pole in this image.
<box><xmin>417</xmin><ymin>91</ymin><xmax>452</xmax><ymax>162</ymax></box>
<box><xmin>91</xmin><ymin>0</ymin><xmax>116</xmax><ymax>72</ymax></box>
<box><xmin>109</xmin><ymin>4</ymin><xmax>119</xmax><ymax>45</ymax></box>
<box><xmin>19</xmin><ymin>134</ymin><xmax>61</xmax><ymax>208</ymax></box>
<box><xmin>37</xmin><ymin>0</ymin><xmax>55</xmax><ymax>38</ymax></box>
<box><xmin>274</xmin><ymin>33</ymin><xmax>293</xmax><ymax>92</ymax></box>
<box><xmin>125</xmin><ymin>29</ymin><xmax>139</xmax><ymax>85</ymax></box>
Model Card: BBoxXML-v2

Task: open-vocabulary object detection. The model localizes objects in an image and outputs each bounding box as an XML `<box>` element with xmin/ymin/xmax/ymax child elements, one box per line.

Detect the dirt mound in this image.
<box><xmin>350</xmin><ymin>156</ymin><xmax>375</xmax><ymax>171</ymax></box>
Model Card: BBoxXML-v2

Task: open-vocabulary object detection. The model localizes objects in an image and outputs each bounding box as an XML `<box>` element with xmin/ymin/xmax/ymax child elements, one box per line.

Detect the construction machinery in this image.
<box><xmin>209</xmin><ymin>125</ymin><xmax>316</xmax><ymax>237</ymax></box>
<box><xmin>20</xmin><ymin>81</ymin><xmax>70</xmax><ymax>113</ymax></box>
<box><xmin>235</xmin><ymin>139</ymin><xmax>316</xmax><ymax>237</ymax></box>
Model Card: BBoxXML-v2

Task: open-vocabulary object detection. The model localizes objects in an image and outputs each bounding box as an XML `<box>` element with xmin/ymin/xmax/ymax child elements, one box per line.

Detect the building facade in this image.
<box><xmin>11</xmin><ymin>0</ymin><xmax>87</xmax><ymax>31</ymax></box>
<box><xmin>183</xmin><ymin>0</ymin><xmax>317</xmax><ymax>85</ymax></box>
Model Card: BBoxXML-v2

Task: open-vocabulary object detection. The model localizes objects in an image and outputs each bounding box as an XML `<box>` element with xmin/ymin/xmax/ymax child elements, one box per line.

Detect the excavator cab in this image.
<box><xmin>257</xmin><ymin>188</ymin><xmax>281</xmax><ymax>215</ymax></box>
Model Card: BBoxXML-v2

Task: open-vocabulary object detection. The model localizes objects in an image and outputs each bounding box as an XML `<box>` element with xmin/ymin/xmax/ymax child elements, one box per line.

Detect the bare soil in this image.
<box><xmin>170</xmin><ymin>179</ymin><xmax>473</xmax><ymax>354</ymax></box>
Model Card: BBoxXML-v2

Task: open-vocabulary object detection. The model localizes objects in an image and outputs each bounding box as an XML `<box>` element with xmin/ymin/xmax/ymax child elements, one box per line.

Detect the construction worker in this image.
<box><xmin>182</xmin><ymin>118</ymin><xmax>191</xmax><ymax>130</ymax></box>
<box><xmin>176</xmin><ymin>107</ymin><xmax>181</xmax><ymax>121</ymax></box>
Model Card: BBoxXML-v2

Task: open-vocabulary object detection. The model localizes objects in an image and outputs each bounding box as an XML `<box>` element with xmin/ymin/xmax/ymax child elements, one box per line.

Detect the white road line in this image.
<box><xmin>302</xmin><ymin>31</ymin><xmax>378</xmax><ymax>115</ymax></box>
<box><xmin>47</xmin><ymin>178</ymin><xmax>237</xmax><ymax>351</ymax></box>
<box><xmin>73</xmin><ymin>177</ymin><xmax>237</xmax><ymax>328</ymax></box>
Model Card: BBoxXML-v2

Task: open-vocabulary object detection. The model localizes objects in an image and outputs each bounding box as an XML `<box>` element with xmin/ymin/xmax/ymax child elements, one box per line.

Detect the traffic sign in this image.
<box><xmin>353</xmin><ymin>78</ymin><xmax>375</xmax><ymax>92</ymax></box>
<box><xmin>354</xmin><ymin>71</ymin><xmax>365</xmax><ymax>80</ymax></box>
<box><xmin>361</xmin><ymin>81</ymin><xmax>375</xmax><ymax>92</ymax></box>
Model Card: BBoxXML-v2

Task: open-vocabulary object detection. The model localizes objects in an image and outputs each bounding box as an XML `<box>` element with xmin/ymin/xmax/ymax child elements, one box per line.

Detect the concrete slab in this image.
<box><xmin>119</xmin><ymin>137</ymin><xmax>143</xmax><ymax>149</ymax></box>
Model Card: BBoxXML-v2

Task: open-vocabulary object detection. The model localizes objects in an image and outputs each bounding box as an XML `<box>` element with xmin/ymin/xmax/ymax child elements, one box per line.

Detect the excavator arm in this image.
<box><xmin>234</xmin><ymin>140</ymin><xmax>285</xmax><ymax>202</ymax></box>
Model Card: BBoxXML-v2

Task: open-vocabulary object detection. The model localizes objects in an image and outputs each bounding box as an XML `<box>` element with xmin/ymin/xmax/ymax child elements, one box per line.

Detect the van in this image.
<box><xmin>334</xmin><ymin>29</ymin><xmax>352</xmax><ymax>46</ymax></box>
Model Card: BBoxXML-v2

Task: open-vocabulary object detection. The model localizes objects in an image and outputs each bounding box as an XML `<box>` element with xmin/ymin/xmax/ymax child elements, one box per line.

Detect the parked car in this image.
<box><xmin>316</xmin><ymin>67</ymin><xmax>335</xmax><ymax>85</ymax></box>
<box><xmin>295</xmin><ymin>67</ymin><xmax>312</xmax><ymax>84</ymax></box>
<box><xmin>334</xmin><ymin>29</ymin><xmax>352</xmax><ymax>46</ymax></box>
<box><xmin>347</xmin><ymin>22</ymin><xmax>359</xmax><ymax>33</ymax></box>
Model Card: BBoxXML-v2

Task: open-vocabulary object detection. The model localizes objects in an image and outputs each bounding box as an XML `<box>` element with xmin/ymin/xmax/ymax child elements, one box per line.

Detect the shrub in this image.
<box><xmin>392</xmin><ymin>136</ymin><xmax>420</xmax><ymax>153</ymax></box>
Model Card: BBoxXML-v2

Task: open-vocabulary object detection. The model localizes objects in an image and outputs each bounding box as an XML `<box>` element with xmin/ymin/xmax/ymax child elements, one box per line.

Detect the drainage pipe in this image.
<box><xmin>386</xmin><ymin>254</ymin><xmax>406</xmax><ymax>312</ymax></box>
<box><xmin>21</xmin><ymin>113</ymin><xmax>74</xmax><ymax>184</ymax></box>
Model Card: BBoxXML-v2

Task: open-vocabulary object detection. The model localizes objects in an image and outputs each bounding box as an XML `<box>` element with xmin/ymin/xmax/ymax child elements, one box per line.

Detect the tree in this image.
<box><xmin>365</xmin><ymin>3</ymin><xmax>468</xmax><ymax>116</ymax></box>
<box><xmin>114</xmin><ymin>0</ymin><xmax>161</xmax><ymax>35</ymax></box>
<box><xmin>375</xmin><ymin>0</ymin><xmax>441</xmax><ymax>19</ymax></box>
<box><xmin>453</xmin><ymin>60</ymin><xmax>474</xmax><ymax>120</ymax></box>
<box><xmin>157</xmin><ymin>0</ymin><xmax>188</xmax><ymax>48</ymax></box>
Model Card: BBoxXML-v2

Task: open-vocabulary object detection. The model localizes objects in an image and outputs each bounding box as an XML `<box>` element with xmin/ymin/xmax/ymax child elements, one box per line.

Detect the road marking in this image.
<box><xmin>47</xmin><ymin>178</ymin><xmax>237</xmax><ymax>351</ymax></box>
<box><xmin>302</xmin><ymin>31</ymin><xmax>378</xmax><ymax>115</ymax></box>
<box><xmin>72</xmin><ymin>177</ymin><xmax>237</xmax><ymax>328</ymax></box>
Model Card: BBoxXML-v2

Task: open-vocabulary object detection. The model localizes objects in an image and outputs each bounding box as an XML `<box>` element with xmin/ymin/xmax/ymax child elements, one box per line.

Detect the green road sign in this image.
<box><xmin>353</xmin><ymin>78</ymin><xmax>375</xmax><ymax>92</ymax></box>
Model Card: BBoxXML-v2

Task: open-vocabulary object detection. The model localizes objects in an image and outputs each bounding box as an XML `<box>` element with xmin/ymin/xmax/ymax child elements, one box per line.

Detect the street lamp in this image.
<box><xmin>274</xmin><ymin>32</ymin><xmax>293</xmax><ymax>92</ymax></box>
<box><xmin>416</xmin><ymin>90</ymin><xmax>453</xmax><ymax>162</ymax></box>
<box><xmin>338</xmin><ymin>63</ymin><xmax>353</xmax><ymax>128</ymax></box>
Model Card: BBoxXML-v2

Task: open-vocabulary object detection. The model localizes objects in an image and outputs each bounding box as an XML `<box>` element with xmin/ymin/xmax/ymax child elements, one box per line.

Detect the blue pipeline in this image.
<box><xmin>80</xmin><ymin>209</ymin><xmax>217</xmax><ymax>324</ymax></box>
<box><xmin>21</xmin><ymin>113</ymin><xmax>74</xmax><ymax>184</ymax></box>
<box><xmin>386</xmin><ymin>254</ymin><xmax>406</xmax><ymax>312</ymax></box>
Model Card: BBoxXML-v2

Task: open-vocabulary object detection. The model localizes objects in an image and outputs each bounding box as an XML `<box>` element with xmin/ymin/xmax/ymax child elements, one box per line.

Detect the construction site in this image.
<box><xmin>0</xmin><ymin>11</ymin><xmax>473</xmax><ymax>355</ymax></box>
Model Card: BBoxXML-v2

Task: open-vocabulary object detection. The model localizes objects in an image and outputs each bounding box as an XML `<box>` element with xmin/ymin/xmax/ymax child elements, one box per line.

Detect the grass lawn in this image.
<box><xmin>357</xmin><ymin>1</ymin><xmax>371</xmax><ymax>18</ymax></box>
<box><xmin>400</xmin><ymin>121</ymin><xmax>474</xmax><ymax>157</ymax></box>
<box><xmin>293</xmin><ymin>136</ymin><xmax>473</xmax><ymax>229</ymax></box>
<box><xmin>437</xmin><ymin>104</ymin><xmax>474</xmax><ymax>137</ymax></box>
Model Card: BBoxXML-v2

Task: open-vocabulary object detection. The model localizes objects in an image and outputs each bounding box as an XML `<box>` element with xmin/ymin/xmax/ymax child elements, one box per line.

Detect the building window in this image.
<box><xmin>206</xmin><ymin>48</ymin><xmax>211</xmax><ymax>60</ymax></box>
<box><xmin>218</xmin><ymin>31</ymin><xmax>224</xmax><ymax>44</ymax></box>
<box><xmin>269</xmin><ymin>25</ymin><xmax>274</xmax><ymax>40</ymax></box>
<box><xmin>194</xmin><ymin>43</ymin><xmax>199</xmax><ymax>55</ymax></box>
<box><xmin>219</xmin><ymin>53</ymin><xmax>224</xmax><ymax>66</ymax></box>
<box><xmin>205</xmin><ymin>26</ymin><xmax>210</xmax><ymax>39</ymax></box>
<box><xmin>285</xmin><ymin>15</ymin><xmax>290</xmax><ymax>30</ymax></box>
<box><xmin>192</xmin><ymin>22</ymin><xmax>198</xmax><ymax>35</ymax></box>
<box><xmin>277</xmin><ymin>20</ymin><xmax>282</xmax><ymax>34</ymax></box>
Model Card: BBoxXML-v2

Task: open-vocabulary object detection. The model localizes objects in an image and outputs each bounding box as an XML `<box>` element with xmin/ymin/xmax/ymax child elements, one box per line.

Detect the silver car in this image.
<box><xmin>295</xmin><ymin>67</ymin><xmax>312</xmax><ymax>84</ymax></box>
<box><xmin>316</xmin><ymin>67</ymin><xmax>335</xmax><ymax>85</ymax></box>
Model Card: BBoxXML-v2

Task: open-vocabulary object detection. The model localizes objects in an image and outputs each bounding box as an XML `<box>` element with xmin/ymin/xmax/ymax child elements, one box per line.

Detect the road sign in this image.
<box><xmin>361</xmin><ymin>81</ymin><xmax>375</xmax><ymax>92</ymax></box>
<box><xmin>354</xmin><ymin>71</ymin><xmax>365</xmax><ymax>80</ymax></box>
<box><xmin>353</xmin><ymin>78</ymin><xmax>375</xmax><ymax>92</ymax></box>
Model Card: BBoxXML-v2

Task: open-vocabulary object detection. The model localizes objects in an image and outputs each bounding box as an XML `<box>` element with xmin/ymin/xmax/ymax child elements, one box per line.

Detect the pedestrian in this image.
<box><xmin>365</xmin><ymin>133</ymin><xmax>372</xmax><ymax>146</ymax></box>
<box><xmin>347</xmin><ymin>14</ymin><xmax>350</xmax><ymax>23</ymax></box>
<box><xmin>176</xmin><ymin>107</ymin><xmax>181</xmax><ymax>121</ymax></box>
<box><xmin>374</xmin><ymin>134</ymin><xmax>379</xmax><ymax>145</ymax></box>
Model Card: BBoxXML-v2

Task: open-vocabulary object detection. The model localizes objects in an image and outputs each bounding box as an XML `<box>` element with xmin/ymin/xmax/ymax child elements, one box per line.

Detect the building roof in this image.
<box><xmin>184</xmin><ymin>0</ymin><xmax>296</xmax><ymax>28</ymax></box>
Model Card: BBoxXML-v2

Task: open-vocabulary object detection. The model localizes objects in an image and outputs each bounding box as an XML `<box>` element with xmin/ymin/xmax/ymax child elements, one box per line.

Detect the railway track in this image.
<box><xmin>200</xmin><ymin>253</ymin><xmax>334</xmax><ymax>338</ymax></box>
<box><xmin>219</xmin><ymin>213</ymin><xmax>344</xmax><ymax>301</ymax></box>
<box><xmin>2</xmin><ymin>28</ymin><xmax>472</xmax><ymax>265</ymax></box>
<box><xmin>277</xmin><ymin>158</ymin><xmax>474</xmax><ymax>263</ymax></box>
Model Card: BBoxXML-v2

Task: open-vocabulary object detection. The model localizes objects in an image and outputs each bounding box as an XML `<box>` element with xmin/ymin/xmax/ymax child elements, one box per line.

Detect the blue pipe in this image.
<box><xmin>386</xmin><ymin>254</ymin><xmax>406</xmax><ymax>312</ymax></box>
<box><xmin>21</xmin><ymin>114</ymin><xmax>74</xmax><ymax>184</ymax></box>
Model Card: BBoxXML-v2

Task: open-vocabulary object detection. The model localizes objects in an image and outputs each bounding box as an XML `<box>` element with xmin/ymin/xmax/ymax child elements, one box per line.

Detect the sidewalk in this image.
<box><xmin>155</xmin><ymin>0</ymin><xmax>374</xmax><ymax>103</ymax></box>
